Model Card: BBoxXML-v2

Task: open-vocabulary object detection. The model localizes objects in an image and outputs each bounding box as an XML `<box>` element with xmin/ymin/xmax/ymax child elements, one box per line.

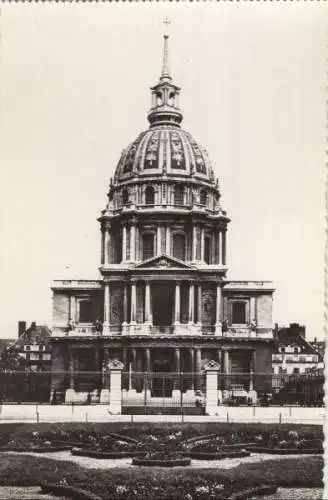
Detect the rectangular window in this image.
<box><xmin>232</xmin><ymin>301</ymin><xmax>246</xmax><ymax>324</ymax></box>
<box><xmin>204</xmin><ymin>237</ymin><xmax>211</xmax><ymax>264</ymax></box>
<box><xmin>79</xmin><ymin>300</ymin><xmax>93</xmax><ymax>323</ymax></box>
<box><xmin>142</xmin><ymin>234</ymin><xmax>154</xmax><ymax>261</ymax></box>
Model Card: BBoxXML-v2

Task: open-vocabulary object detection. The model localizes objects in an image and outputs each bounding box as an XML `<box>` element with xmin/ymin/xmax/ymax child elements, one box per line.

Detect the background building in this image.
<box><xmin>50</xmin><ymin>36</ymin><xmax>275</xmax><ymax>407</ymax></box>
<box><xmin>272</xmin><ymin>323</ymin><xmax>322</xmax><ymax>376</ymax></box>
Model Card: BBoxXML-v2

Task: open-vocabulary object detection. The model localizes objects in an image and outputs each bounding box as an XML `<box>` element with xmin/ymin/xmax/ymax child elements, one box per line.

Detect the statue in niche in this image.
<box><xmin>222</xmin><ymin>319</ymin><xmax>228</xmax><ymax>333</ymax></box>
<box><xmin>250</xmin><ymin>319</ymin><xmax>257</xmax><ymax>332</ymax></box>
<box><xmin>67</xmin><ymin>319</ymin><xmax>75</xmax><ymax>332</ymax></box>
<box><xmin>94</xmin><ymin>317</ymin><xmax>103</xmax><ymax>333</ymax></box>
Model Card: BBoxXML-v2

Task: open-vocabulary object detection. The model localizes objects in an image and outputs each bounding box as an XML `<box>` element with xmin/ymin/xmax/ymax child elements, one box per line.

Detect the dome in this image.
<box><xmin>114</xmin><ymin>126</ymin><xmax>215</xmax><ymax>184</ymax></box>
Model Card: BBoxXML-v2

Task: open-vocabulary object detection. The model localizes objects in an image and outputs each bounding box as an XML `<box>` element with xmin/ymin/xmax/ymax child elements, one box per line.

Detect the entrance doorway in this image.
<box><xmin>151</xmin><ymin>361</ymin><xmax>173</xmax><ymax>397</ymax></box>
<box><xmin>152</xmin><ymin>283</ymin><xmax>174</xmax><ymax>326</ymax></box>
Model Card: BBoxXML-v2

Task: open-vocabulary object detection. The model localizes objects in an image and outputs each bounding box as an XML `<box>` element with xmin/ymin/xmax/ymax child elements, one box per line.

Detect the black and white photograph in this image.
<box><xmin>0</xmin><ymin>2</ymin><xmax>326</xmax><ymax>499</ymax></box>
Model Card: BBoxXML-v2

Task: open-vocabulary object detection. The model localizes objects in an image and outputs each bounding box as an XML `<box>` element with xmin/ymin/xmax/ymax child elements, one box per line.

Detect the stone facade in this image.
<box><xmin>50</xmin><ymin>35</ymin><xmax>275</xmax><ymax>406</ymax></box>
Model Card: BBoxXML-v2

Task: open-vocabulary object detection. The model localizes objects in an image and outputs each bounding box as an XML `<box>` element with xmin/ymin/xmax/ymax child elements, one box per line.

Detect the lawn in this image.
<box><xmin>0</xmin><ymin>422</ymin><xmax>323</xmax><ymax>499</ymax></box>
<box><xmin>0</xmin><ymin>453</ymin><xmax>323</xmax><ymax>499</ymax></box>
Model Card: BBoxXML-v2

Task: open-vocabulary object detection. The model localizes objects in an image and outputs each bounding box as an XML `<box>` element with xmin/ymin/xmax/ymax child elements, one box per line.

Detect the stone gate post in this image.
<box><xmin>204</xmin><ymin>360</ymin><xmax>220</xmax><ymax>416</ymax></box>
<box><xmin>108</xmin><ymin>359</ymin><xmax>124</xmax><ymax>414</ymax></box>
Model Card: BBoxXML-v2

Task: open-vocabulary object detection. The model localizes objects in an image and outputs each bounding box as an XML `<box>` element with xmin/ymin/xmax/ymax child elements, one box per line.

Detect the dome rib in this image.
<box><xmin>114</xmin><ymin>127</ymin><xmax>215</xmax><ymax>183</ymax></box>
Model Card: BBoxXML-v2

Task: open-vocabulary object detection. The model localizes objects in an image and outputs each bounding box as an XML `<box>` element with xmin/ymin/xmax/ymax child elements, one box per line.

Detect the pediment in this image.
<box><xmin>135</xmin><ymin>254</ymin><xmax>193</xmax><ymax>270</ymax></box>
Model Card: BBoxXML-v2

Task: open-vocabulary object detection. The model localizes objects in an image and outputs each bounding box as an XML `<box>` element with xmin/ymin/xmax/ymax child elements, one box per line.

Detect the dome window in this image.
<box><xmin>174</xmin><ymin>185</ymin><xmax>184</xmax><ymax>206</ymax></box>
<box><xmin>172</xmin><ymin>233</ymin><xmax>186</xmax><ymax>261</ymax></box>
<box><xmin>142</xmin><ymin>233</ymin><xmax>154</xmax><ymax>261</ymax></box>
<box><xmin>122</xmin><ymin>189</ymin><xmax>129</xmax><ymax>205</ymax></box>
<box><xmin>204</xmin><ymin>236</ymin><xmax>211</xmax><ymax>264</ymax></box>
<box><xmin>145</xmin><ymin>186</ymin><xmax>155</xmax><ymax>205</ymax></box>
<box><xmin>200</xmin><ymin>189</ymin><xmax>208</xmax><ymax>206</ymax></box>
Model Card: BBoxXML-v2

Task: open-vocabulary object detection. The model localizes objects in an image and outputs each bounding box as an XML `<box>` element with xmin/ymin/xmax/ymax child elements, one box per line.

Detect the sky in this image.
<box><xmin>0</xmin><ymin>3</ymin><xmax>326</xmax><ymax>340</ymax></box>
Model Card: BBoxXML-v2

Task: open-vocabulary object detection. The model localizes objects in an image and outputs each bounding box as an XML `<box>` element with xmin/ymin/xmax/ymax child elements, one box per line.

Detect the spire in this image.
<box><xmin>161</xmin><ymin>35</ymin><xmax>171</xmax><ymax>81</ymax></box>
<box><xmin>147</xmin><ymin>33</ymin><xmax>183</xmax><ymax>128</ymax></box>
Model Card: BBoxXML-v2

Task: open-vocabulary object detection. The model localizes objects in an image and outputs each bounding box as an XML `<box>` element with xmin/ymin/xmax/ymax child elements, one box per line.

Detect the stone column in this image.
<box><xmin>222</xmin><ymin>230</ymin><xmax>226</xmax><ymax>265</ymax></box>
<box><xmin>100</xmin><ymin>348</ymin><xmax>110</xmax><ymax>403</ymax></box>
<box><xmin>130</xmin><ymin>282</ymin><xmax>137</xmax><ymax>325</ymax></box>
<box><xmin>122</xmin><ymin>224</ymin><xmax>127</xmax><ymax>262</ymax></box>
<box><xmin>145</xmin><ymin>281</ymin><xmax>152</xmax><ymax>332</ymax></box>
<box><xmin>217</xmin><ymin>231</ymin><xmax>221</xmax><ymax>265</ymax></box>
<box><xmin>103</xmin><ymin>284</ymin><xmax>110</xmax><ymax>335</ymax></box>
<box><xmin>165</xmin><ymin>226</ymin><xmax>170</xmax><ymax>255</ymax></box>
<box><xmin>174</xmin><ymin>282</ymin><xmax>181</xmax><ymax>324</ymax></box>
<box><xmin>100</xmin><ymin>229</ymin><xmax>105</xmax><ymax>265</ymax></box>
<box><xmin>223</xmin><ymin>350</ymin><xmax>230</xmax><ymax>391</ymax></box>
<box><xmin>65</xmin><ymin>349</ymin><xmax>75</xmax><ymax>403</ymax></box>
<box><xmin>173</xmin><ymin>348</ymin><xmax>181</xmax><ymax>395</ymax></box>
<box><xmin>197</xmin><ymin>285</ymin><xmax>202</xmax><ymax>324</ymax></box>
<box><xmin>195</xmin><ymin>348</ymin><xmax>202</xmax><ymax>391</ymax></box>
<box><xmin>130</xmin><ymin>223</ymin><xmax>136</xmax><ymax>262</ymax></box>
<box><xmin>215</xmin><ymin>283</ymin><xmax>222</xmax><ymax>336</ymax></box>
<box><xmin>211</xmin><ymin>232</ymin><xmax>216</xmax><ymax>265</ymax></box>
<box><xmin>192</xmin><ymin>224</ymin><xmax>197</xmax><ymax>261</ymax></box>
<box><xmin>188</xmin><ymin>282</ymin><xmax>195</xmax><ymax>324</ymax></box>
<box><xmin>135</xmin><ymin>225</ymin><xmax>140</xmax><ymax>261</ymax></box>
<box><xmin>204</xmin><ymin>361</ymin><xmax>220</xmax><ymax>415</ymax></box>
<box><xmin>190</xmin><ymin>348</ymin><xmax>195</xmax><ymax>391</ymax></box>
<box><xmin>157</xmin><ymin>226</ymin><xmax>162</xmax><ymax>256</ymax></box>
<box><xmin>69</xmin><ymin>295</ymin><xmax>76</xmax><ymax>324</ymax></box>
<box><xmin>108</xmin><ymin>360</ymin><xmax>124</xmax><ymax>414</ymax></box>
<box><xmin>144</xmin><ymin>348</ymin><xmax>151</xmax><ymax>373</ymax></box>
<box><xmin>122</xmin><ymin>284</ymin><xmax>128</xmax><ymax>334</ymax></box>
<box><xmin>250</xmin><ymin>296</ymin><xmax>256</xmax><ymax>337</ymax></box>
<box><xmin>104</xmin><ymin>222</ymin><xmax>111</xmax><ymax>265</ymax></box>
<box><xmin>130</xmin><ymin>348</ymin><xmax>137</xmax><ymax>393</ymax></box>
<box><xmin>249</xmin><ymin>351</ymin><xmax>257</xmax><ymax>404</ymax></box>
<box><xmin>200</xmin><ymin>226</ymin><xmax>205</xmax><ymax>261</ymax></box>
<box><xmin>216</xmin><ymin>349</ymin><xmax>223</xmax><ymax>403</ymax></box>
<box><xmin>143</xmin><ymin>348</ymin><xmax>151</xmax><ymax>398</ymax></box>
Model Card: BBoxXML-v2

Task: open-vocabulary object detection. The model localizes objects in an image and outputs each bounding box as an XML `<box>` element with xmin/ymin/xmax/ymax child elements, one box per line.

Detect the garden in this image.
<box><xmin>0</xmin><ymin>422</ymin><xmax>323</xmax><ymax>499</ymax></box>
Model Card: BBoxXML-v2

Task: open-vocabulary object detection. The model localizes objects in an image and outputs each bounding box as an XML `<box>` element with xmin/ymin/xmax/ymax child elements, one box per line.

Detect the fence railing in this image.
<box><xmin>0</xmin><ymin>370</ymin><xmax>323</xmax><ymax>407</ymax></box>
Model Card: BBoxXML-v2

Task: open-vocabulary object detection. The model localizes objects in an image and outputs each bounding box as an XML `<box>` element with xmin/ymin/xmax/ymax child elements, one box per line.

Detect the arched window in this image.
<box><xmin>172</xmin><ymin>233</ymin><xmax>186</xmax><ymax>261</ymax></box>
<box><xmin>122</xmin><ymin>189</ymin><xmax>129</xmax><ymax>205</ymax></box>
<box><xmin>174</xmin><ymin>185</ymin><xmax>184</xmax><ymax>206</ymax></box>
<box><xmin>200</xmin><ymin>189</ymin><xmax>208</xmax><ymax>206</ymax></box>
<box><xmin>145</xmin><ymin>186</ymin><xmax>155</xmax><ymax>205</ymax></box>
<box><xmin>204</xmin><ymin>236</ymin><xmax>211</xmax><ymax>264</ymax></box>
<box><xmin>142</xmin><ymin>234</ymin><xmax>154</xmax><ymax>260</ymax></box>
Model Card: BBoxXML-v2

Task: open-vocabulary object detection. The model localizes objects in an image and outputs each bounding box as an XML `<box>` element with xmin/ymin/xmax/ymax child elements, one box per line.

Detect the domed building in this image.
<box><xmin>50</xmin><ymin>36</ymin><xmax>275</xmax><ymax>408</ymax></box>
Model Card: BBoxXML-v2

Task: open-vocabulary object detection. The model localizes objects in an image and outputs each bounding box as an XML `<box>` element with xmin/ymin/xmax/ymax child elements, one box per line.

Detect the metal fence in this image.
<box><xmin>0</xmin><ymin>370</ymin><xmax>323</xmax><ymax>408</ymax></box>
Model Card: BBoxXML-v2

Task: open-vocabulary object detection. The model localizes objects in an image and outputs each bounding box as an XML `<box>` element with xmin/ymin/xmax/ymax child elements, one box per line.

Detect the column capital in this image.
<box><xmin>101</xmin><ymin>220</ymin><xmax>111</xmax><ymax>231</ymax></box>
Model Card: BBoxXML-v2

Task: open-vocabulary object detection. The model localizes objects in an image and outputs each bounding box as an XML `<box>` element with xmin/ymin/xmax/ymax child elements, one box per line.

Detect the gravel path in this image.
<box><xmin>0</xmin><ymin>486</ymin><xmax>68</xmax><ymax>499</ymax></box>
<box><xmin>3</xmin><ymin>451</ymin><xmax>320</xmax><ymax>470</ymax></box>
<box><xmin>250</xmin><ymin>487</ymin><xmax>323</xmax><ymax>500</ymax></box>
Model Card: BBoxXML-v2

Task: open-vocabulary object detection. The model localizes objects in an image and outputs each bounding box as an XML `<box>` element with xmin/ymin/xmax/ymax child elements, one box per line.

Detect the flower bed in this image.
<box><xmin>245</xmin><ymin>431</ymin><xmax>323</xmax><ymax>455</ymax></box>
<box><xmin>132</xmin><ymin>456</ymin><xmax>191</xmax><ymax>467</ymax></box>
<box><xmin>245</xmin><ymin>446</ymin><xmax>323</xmax><ymax>455</ymax></box>
<box><xmin>0</xmin><ymin>445</ymin><xmax>72</xmax><ymax>453</ymax></box>
<box><xmin>71</xmin><ymin>447</ymin><xmax>145</xmax><ymax>459</ymax></box>
<box><xmin>186</xmin><ymin>450</ymin><xmax>251</xmax><ymax>460</ymax></box>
